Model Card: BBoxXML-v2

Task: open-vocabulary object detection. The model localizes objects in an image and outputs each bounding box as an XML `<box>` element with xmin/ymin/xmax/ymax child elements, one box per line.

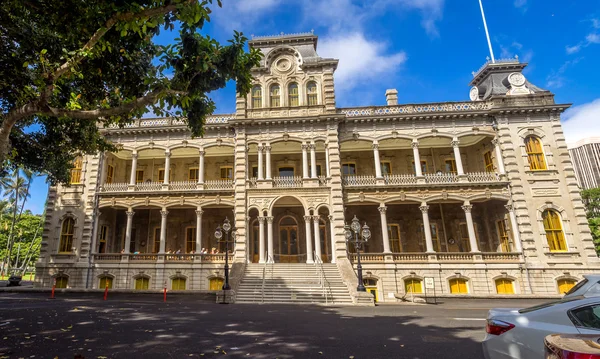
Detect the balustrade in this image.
<box><xmin>424</xmin><ymin>173</ymin><xmax>459</xmax><ymax>184</ymax></box>
<box><xmin>392</xmin><ymin>253</ymin><xmax>428</xmax><ymax>261</ymax></box>
<box><xmin>467</xmin><ymin>172</ymin><xmax>501</xmax><ymax>183</ymax></box>
<box><xmin>165</xmin><ymin>254</ymin><xmax>194</xmax><ymax>261</ymax></box>
<box><xmin>93</xmin><ymin>254</ymin><xmax>122</xmax><ymax>261</ymax></box>
<box><xmin>342</xmin><ymin>175</ymin><xmax>378</xmax><ymax>186</ymax></box>
<box><xmin>273</xmin><ymin>176</ymin><xmax>303</xmax><ymax>188</ymax></box>
<box><xmin>169</xmin><ymin>181</ymin><xmax>197</xmax><ymax>191</ymax></box>
<box><xmin>102</xmin><ymin>183</ymin><xmax>129</xmax><ymax>192</ymax></box>
<box><xmin>436</xmin><ymin>252</ymin><xmax>474</xmax><ymax>261</ymax></box>
<box><xmin>384</xmin><ymin>174</ymin><xmax>418</xmax><ymax>185</ymax></box>
<box><xmin>481</xmin><ymin>252</ymin><xmax>520</xmax><ymax>262</ymax></box>
<box><xmin>128</xmin><ymin>254</ymin><xmax>158</xmax><ymax>261</ymax></box>
<box><xmin>205</xmin><ymin>179</ymin><xmax>234</xmax><ymax>190</ymax></box>
<box><xmin>338</xmin><ymin>101</ymin><xmax>492</xmax><ymax>117</ymax></box>
<box><xmin>135</xmin><ymin>182</ymin><xmax>162</xmax><ymax>191</ymax></box>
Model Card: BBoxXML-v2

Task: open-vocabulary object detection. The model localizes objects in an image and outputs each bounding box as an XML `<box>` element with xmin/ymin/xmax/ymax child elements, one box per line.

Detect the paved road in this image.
<box><xmin>0</xmin><ymin>293</ymin><xmax>548</xmax><ymax>359</ymax></box>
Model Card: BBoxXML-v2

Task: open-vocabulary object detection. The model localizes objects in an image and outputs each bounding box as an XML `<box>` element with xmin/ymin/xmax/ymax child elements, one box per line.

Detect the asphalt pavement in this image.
<box><xmin>0</xmin><ymin>292</ymin><xmax>548</xmax><ymax>359</ymax></box>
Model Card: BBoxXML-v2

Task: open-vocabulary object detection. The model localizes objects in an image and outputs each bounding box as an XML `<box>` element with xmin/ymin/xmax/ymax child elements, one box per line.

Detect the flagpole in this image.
<box><xmin>478</xmin><ymin>0</ymin><xmax>496</xmax><ymax>63</ymax></box>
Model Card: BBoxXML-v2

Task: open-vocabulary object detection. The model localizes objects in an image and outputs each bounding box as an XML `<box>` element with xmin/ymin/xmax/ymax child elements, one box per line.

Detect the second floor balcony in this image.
<box><xmin>342</xmin><ymin>171</ymin><xmax>502</xmax><ymax>187</ymax></box>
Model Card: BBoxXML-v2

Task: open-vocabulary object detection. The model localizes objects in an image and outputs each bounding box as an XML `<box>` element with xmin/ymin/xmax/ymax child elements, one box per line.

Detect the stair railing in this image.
<box><xmin>261</xmin><ymin>251</ymin><xmax>268</xmax><ymax>304</ymax></box>
<box><xmin>314</xmin><ymin>251</ymin><xmax>330</xmax><ymax>305</ymax></box>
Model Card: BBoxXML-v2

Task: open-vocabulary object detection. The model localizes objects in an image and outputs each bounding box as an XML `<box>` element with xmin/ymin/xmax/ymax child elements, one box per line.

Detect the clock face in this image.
<box><xmin>469</xmin><ymin>86</ymin><xmax>479</xmax><ymax>101</ymax></box>
<box><xmin>508</xmin><ymin>72</ymin><xmax>526</xmax><ymax>87</ymax></box>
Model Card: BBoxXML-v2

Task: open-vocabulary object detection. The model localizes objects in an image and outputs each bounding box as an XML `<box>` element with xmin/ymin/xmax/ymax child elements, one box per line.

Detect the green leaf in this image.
<box><xmin>40</xmin><ymin>49</ymin><xmax>47</xmax><ymax>55</ymax></box>
<box><xmin>22</xmin><ymin>62</ymin><xmax>28</xmax><ymax>68</ymax></box>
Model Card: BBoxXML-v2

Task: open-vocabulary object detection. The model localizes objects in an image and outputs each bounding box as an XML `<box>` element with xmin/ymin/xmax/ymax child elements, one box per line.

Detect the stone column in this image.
<box><xmin>328</xmin><ymin>215</ymin><xmax>336</xmax><ymax>263</ymax></box>
<box><xmin>373</xmin><ymin>142</ymin><xmax>383</xmax><ymax>178</ymax></box>
<box><xmin>310</xmin><ymin>143</ymin><xmax>317</xmax><ymax>178</ymax></box>
<box><xmin>462</xmin><ymin>202</ymin><xmax>479</xmax><ymax>252</ymax></box>
<box><xmin>313</xmin><ymin>216</ymin><xmax>322</xmax><ymax>262</ymax></box>
<box><xmin>265</xmin><ymin>144</ymin><xmax>272</xmax><ymax>180</ymax></box>
<box><xmin>304</xmin><ymin>216</ymin><xmax>314</xmax><ymax>263</ymax></box>
<box><xmin>412</xmin><ymin>141</ymin><xmax>423</xmax><ymax>176</ymax></box>
<box><xmin>302</xmin><ymin>143</ymin><xmax>309</xmax><ymax>179</ymax></box>
<box><xmin>163</xmin><ymin>151</ymin><xmax>171</xmax><ymax>185</ymax></box>
<box><xmin>92</xmin><ymin>210</ymin><xmax>102</xmax><ymax>253</ymax></box>
<box><xmin>124</xmin><ymin>210</ymin><xmax>135</xmax><ymax>254</ymax></box>
<box><xmin>159</xmin><ymin>209</ymin><xmax>168</xmax><ymax>254</ymax></box>
<box><xmin>324</xmin><ymin>143</ymin><xmax>331</xmax><ymax>178</ymax></box>
<box><xmin>257</xmin><ymin>145</ymin><xmax>264</xmax><ymax>180</ymax></box>
<box><xmin>195</xmin><ymin>209</ymin><xmax>203</xmax><ymax>253</ymax></box>
<box><xmin>505</xmin><ymin>204</ymin><xmax>522</xmax><ymax>252</ymax></box>
<box><xmin>129</xmin><ymin>152</ymin><xmax>138</xmax><ymax>186</ymax></box>
<box><xmin>492</xmin><ymin>138</ymin><xmax>506</xmax><ymax>175</ymax></box>
<box><xmin>378</xmin><ymin>206</ymin><xmax>391</xmax><ymax>253</ymax></box>
<box><xmin>420</xmin><ymin>204</ymin><xmax>434</xmax><ymax>253</ymax></box>
<box><xmin>452</xmin><ymin>138</ymin><xmax>465</xmax><ymax>175</ymax></box>
<box><xmin>258</xmin><ymin>216</ymin><xmax>266</xmax><ymax>263</ymax></box>
<box><xmin>198</xmin><ymin>149</ymin><xmax>205</xmax><ymax>184</ymax></box>
<box><xmin>267</xmin><ymin>216</ymin><xmax>274</xmax><ymax>263</ymax></box>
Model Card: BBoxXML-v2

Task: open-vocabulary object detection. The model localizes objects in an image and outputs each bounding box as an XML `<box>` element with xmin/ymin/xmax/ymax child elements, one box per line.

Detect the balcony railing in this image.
<box><xmin>100</xmin><ymin>180</ymin><xmax>234</xmax><ymax>193</ymax></box>
<box><xmin>342</xmin><ymin>175</ymin><xmax>378</xmax><ymax>186</ymax></box>
<box><xmin>425</xmin><ymin>173</ymin><xmax>459</xmax><ymax>184</ymax></box>
<box><xmin>343</xmin><ymin>172</ymin><xmax>504</xmax><ymax>188</ymax></box>
<box><xmin>93</xmin><ymin>253</ymin><xmax>232</xmax><ymax>262</ymax></box>
<box><xmin>273</xmin><ymin>176</ymin><xmax>303</xmax><ymax>188</ymax></box>
<box><xmin>384</xmin><ymin>174</ymin><xmax>418</xmax><ymax>185</ymax></box>
<box><xmin>467</xmin><ymin>172</ymin><xmax>500</xmax><ymax>183</ymax></box>
<box><xmin>349</xmin><ymin>252</ymin><xmax>521</xmax><ymax>263</ymax></box>
<box><xmin>105</xmin><ymin>114</ymin><xmax>234</xmax><ymax>129</ymax></box>
<box><xmin>338</xmin><ymin>101</ymin><xmax>492</xmax><ymax>117</ymax></box>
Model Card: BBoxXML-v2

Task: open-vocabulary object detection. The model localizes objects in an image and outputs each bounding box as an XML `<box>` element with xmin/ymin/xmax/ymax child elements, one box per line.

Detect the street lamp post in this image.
<box><xmin>214</xmin><ymin>217</ymin><xmax>236</xmax><ymax>291</ymax></box>
<box><xmin>344</xmin><ymin>215</ymin><xmax>371</xmax><ymax>292</ymax></box>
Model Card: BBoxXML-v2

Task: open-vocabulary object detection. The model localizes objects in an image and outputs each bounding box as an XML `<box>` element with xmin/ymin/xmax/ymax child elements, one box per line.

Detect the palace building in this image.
<box><xmin>35</xmin><ymin>33</ymin><xmax>599</xmax><ymax>303</ymax></box>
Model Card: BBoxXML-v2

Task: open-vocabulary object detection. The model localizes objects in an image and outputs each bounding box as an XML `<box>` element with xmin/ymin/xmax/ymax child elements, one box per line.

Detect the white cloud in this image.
<box><xmin>586</xmin><ymin>33</ymin><xmax>600</xmax><ymax>44</ymax></box>
<box><xmin>566</xmin><ymin>19</ymin><xmax>600</xmax><ymax>54</ymax></box>
<box><xmin>546</xmin><ymin>57</ymin><xmax>582</xmax><ymax>89</ymax></box>
<box><xmin>566</xmin><ymin>44</ymin><xmax>581</xmax><ymax>54</ymax></box>
<box><xmin>319</xmin><ymin>33</ymin><xmax>407</xmax><ymax>90</ymax></box>
<box><xmin>562</xmin><ymin>98</ymin><xmax>600</xmax><ymax>145</ymax></box>
<box><xmin>514</xmin><ymin>0</ymin><xmax>527</xmax><ymax>11</ymax></box>
<box><xmin>236</xmin><ymin>0</ymin><xmax>280</xmax><ymax>13</ymax></box>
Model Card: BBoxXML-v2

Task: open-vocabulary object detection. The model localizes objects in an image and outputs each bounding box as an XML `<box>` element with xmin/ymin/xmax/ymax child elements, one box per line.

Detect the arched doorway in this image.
<box><xmin>279</xmin><ymin>216</ymin><xmax>299</xmax><ymax>263</ymax></box>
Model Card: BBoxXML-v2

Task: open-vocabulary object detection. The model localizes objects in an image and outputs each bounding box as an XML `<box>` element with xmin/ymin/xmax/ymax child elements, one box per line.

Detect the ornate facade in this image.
<box><xmin>35</xmin><ymin>33</ymin><xmax>599</xmax><ymax>302</ymax></box>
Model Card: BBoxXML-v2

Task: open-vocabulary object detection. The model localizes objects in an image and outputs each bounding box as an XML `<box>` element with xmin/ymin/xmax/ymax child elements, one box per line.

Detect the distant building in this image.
<box><xmin>568</xmin><ymin>138</ymin><xmax>600</xmax><ymax>190</ymax></box>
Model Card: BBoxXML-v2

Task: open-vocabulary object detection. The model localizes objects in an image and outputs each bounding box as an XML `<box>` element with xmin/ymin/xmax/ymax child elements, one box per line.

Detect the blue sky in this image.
<box><xmin>22</xmin><ymin>0</ymin><xmax>600</xmax><ymax>214</ymax></box>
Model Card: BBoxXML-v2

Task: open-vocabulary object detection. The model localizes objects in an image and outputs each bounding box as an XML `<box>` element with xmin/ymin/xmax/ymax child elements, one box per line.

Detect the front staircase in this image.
<box><xmin>235</xmin><ymin>263</ymin><xmax>353</xmax><ymax>305</ymax></box>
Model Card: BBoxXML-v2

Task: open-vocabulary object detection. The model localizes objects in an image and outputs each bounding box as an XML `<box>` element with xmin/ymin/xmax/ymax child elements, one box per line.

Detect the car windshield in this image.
<box><xmin>518</xmin><ymin>297</ymin><xmax>584</xmax><ymax>314</ymax></box>
<box><xmin>565</xmin><ymin>278</ymin><xmax>589</xmax><ymax>296</ymax></box>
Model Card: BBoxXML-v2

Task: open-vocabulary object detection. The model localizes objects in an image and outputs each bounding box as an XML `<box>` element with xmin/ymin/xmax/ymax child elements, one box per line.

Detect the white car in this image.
<box><xmin>482</xmin><ymin>296</ymin><xmax>600</xmax><ymax>358</ymax></box>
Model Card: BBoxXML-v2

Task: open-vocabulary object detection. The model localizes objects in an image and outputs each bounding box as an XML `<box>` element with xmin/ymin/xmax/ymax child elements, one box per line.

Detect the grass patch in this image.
<box><xmin>0</xmin><ymin>273</ymin><xmax>35</xmax><ymax>281</ymax></box>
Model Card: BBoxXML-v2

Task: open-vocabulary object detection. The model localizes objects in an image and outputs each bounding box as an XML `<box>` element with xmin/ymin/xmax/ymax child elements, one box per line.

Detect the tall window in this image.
<box><xmin>98</xmin><ymin>225</ymin><xmax>108</xmax><ymax>253</ymax></box>
<box><xmin>342</xmin><ymin>163</ymin><xmax>357</xmax><ymax>176</ymax></box>
<box><xmin>288</xmin><ymin>83</ymin><xmax>299</xmax><ymax>106</ymax></box>
<box><xmin>135</xmin><ymin>277</ymin><xmax>150</xmax><ymax>290</ymax></box>
<box><xmin>279</xmin><ymin>167</ymin><xmax>294</xmax><ymax>177</ymax></box>
<box><xmin>525</xmin><ymin>136</ymin><xmax>547</xmax><ymax>170</ymax></box>
<box><xmin>70</xmin><ymin>157</ymin><xmax>83</xmax><ymax>184</ymax></box>
<box><xmin>542</xmin><ymin>209</ymin><xmax>567</xmax><ymax>251</ymax></box>
<box><xmin>459</xmin><ymin>223</ymin><xmax>472</xmax><ymax>252</ymax></box>
<box><xmin>445</xmin><ymin>159</ymin><xmax>457</xmax><ymax>174</ymax></box>
<box><xmin>158</xmin><ymin>168</ymin><xmax>172</xmax><ymax>182</ymax></box>
<box><xmin>153</xmin><ymin>227</ymin><xmax>161</xmax><ymax>253</ymax></box>
<box><xmin>495</xmin><ymin>279</ymin><xmax>515</xmax><ymax>294</ymax></box>
<box><xmin>381</xmin><ymin>161</ymin><xmax>392</xmax><ymax>175</ymax></box>
<box><xmin>188</xmin><ymin>168</ymin><xmax>199</xmax><ymax>181</ymax></box>
<box><xmin>388</xmin><ymin>224</ymin><xmax>401</xmax><ymax>252</ymax></box>
<box><xmin>497</xmin><ymin>220</ymin><xmax>511</xmax><ymax>252</ymax></box>
<box><xmin>59</xmin><ymin>217</ymin><xmax>75</xmax><ymax>253</ymax></box>
<box><xmin>307</xmin><ymin>82</ymin><xmax>318</xmax><ymax>105</ymax></box>
<box><xmin>220</xmin><ymin>166</ymin><xmax>233</xmax><ymax>180</ymax></box>
<box><xmin>270</xmin><ymin>84</ymin><xmax>280</xmax><ymax>107</ymax></box>
<box><xmin>419</xmin><ymin>223</ymin><xmax>442</xmax><ymax>251</ymax></box>
<box><xmin>252</xmin><ymin>85</ymin><xmax>262</xmax><ymax>108</ymax></box>
<box><xmin>405</xmin><ymin>278</ymin><xmax>423</xmax><ymax>294</ymax></box>
<box><xmin>449</xmin><ymin>278</ymin><xmax>468</xmax><ymax>294</ymax></box>
<box><xmin>412</xmin><ymin>160</ymin><xmax>427</xmax><ymax>174</ymax></box>
<box><xmin>484</xmin><ymin>151</ymin><xmax>494</xmax><ymax>172</ymax></box>
<box><xmin>186</xmin><ymin>227</ymin><xmax>196</xmax><ymax>253</ymax></box>
<box><xmin>135</xmin><ymin>170</ymin><xmax>144</xmax><ymax>183</ymax></box>
<box><xmin>106</xmin><ymin>165</ymin><xmax>114</xmax><ymax>184</ymax></box>
<box><xmin>172</xmin><ymin>277</ymin><xmax>186</xmax><ymax>290</ymax></box>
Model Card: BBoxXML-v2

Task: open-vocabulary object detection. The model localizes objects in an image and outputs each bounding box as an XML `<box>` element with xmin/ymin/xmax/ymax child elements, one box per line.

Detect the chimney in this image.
<box><xmin>385</xmin><ymin>89</ymin><xmax>398</xmax><ymax>105</ymax></box>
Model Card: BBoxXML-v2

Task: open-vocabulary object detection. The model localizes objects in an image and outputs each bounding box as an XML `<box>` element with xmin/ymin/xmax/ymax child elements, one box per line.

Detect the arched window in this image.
<box><xmin>363</xmin><ymin>278</ymin><xmax>378</xmax><ymax>302</ymax></box>
<box><xmin>449</xmin><ymin>278</ymin><xmax>468</xmax><ymax>294</ymax></box>
<box><xmin>251</xmin><ymin>85</ymin><xmax>262</xmax><ymax>108</ymax></box>
<box><xmin>306</xmin><ymin>82</ymin><xmax>318</xmax><ymax>105</ymax></box>
<box><xmin>270</xmin><ymin>84</ymin><xmax>281</xmax><ymax>107</ymax></box>
<box><xmin>209</xmin><ymin>277</ymin><xmax>224</xmax><ymax>290</ymax></box>
<box><xmin>542</xmin><ymin>209</ymin><xmax>567</xmax><ymax>251</ymax></box>
<box><xmin>59</xmin><ymin>217</ymin><xmax>75</xmax><ymax>253</ymax></box>
<box><xmin>55</xmin><ymin>276</ymin><xmax>68</xmax><ymax>289</ymax></box>
<box><xmin>495</xmin><ymin>278</ymin><xmax>514</xmax><ymax>294</ymax></box>
<box><xmin>99</xmin><ymin>276</ymin><xmax>113</xmax><ymax>289</ymax></box>
<box><xmin>172</xmin><ymin>277</ymin><xmax>186</xmax><ymax>291</ymax></box>
<box><xmin>557</xmin><ymin>278</ymin><xmax>577</xmax><ymax>294</ymax></box>
<box><xmin>288</xmin><ymin>83</ymin><xmax>299</xmax><ymax>107</ymax></box>
<box><xmin>525</xmin><ymin>136</ymin><xmax>547</xmax><ymax>170</ymax></box>
<box><xmin>404</xmin><ymin>278</ymin><xmax>423</xmax><ymax>294</ymax></box>
<box><xmin>70</xmin><ymin>157</ymin><xmax>83</xmax><ymax>184</ymax></box>
<box><xmin>135</xmin><ymin>277</ymin><xmax>150</xmax><ymax>290</ymax></box>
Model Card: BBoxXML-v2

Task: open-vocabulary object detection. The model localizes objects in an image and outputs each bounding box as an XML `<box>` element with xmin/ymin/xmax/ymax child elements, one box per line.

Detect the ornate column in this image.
<box><xmin>302</xmin><ymin>143</ymin><xmax>309</xmax><ymax>179</ymax></box>
<box><xmin>492</xmin><ymin>138</ymin><xmax>506</xmax><ymax>175</ymax></box>
<box><xmin>452</xmin><ymin>138</ymin><xmax>465</xmax><ymax>175</ymax></box>
<box><xmin>123</xmin><ymin>210</ymin><xmax>134</xmax><ymax>254</ymax></box>
<box><xmin>505</xmin><ymin>204</ymin><xmax>522</xmax><ymax>252</ymax></box>
<box><xmin>198</xmin><ymin>149</ymin><xmax>205</xmax><ymax>184</ymax></box>
<box><xmin>159</xmin><ymin>209</ymin><xmax>168</xmax><ymax>254</ymax></box>
<box><xmin>313</xmin><ymin>216</ymin><xmax>322</xmax><ymax>261</ymax></box>
<box><xmin>420</xmin><ymin>204</ymin><xmax>434</xmax><ymax>253</ymax></box>
<box><xmin>462</xmin><ymin>202</ymin><xmax>479</xmax><ymax>252</ymax></box>
<box><xmin>195</xmin><ymin>209</ymin><xmax>203</xmax><ymax>253</ymax></box>
<box><xmin>129</xmin><ymin>152</ymin><xmax>138</xmax><ymax>186</ymax></box>
<box><xmin>304</xmin><ymin>216</ymin><xmax>314</xmax><ymax>263</ymax></box>
<box><xmin>257</xmin><ymin>145</ymin><xmax>264</xmax><ymax>180</ymax></box>
<box><xmin>373</xmin><ymin>142</ymin><xmax>382</xmax><ymax>178</ymax></box>
<box><xmin>310</xmin><ymin>142</ymin><xmax>317</xmax><ymax>178</ymax></box>
<box><xmin>163</xmin><ymin>150</ymin><xmax>171</xmax><ymax>185</ymax></box>
<box><xmin>258</xmin><ymin>216</ymin><xmax>266</xmax><ymax>263</ymax></box>
<box><xmin>328</xmin><ymin>215</ymin><xmax>336</xmax><ymax>263</ymax></box>
<box><xmin>324</xmin><ymin>143</ymin><xmax>331</xmax><ymax>178</ymax></box>
<box><xmin>265</xmin><ymin>144</ymin><xmax>272</xmax><ymax>180</ymax></box>
<box><xmin>412</xmin><ymin>141</ymin><xmax>423</xmax><ymax>177</ymax></box>
<box><xmin>267</xmin><ymin>216</ymin><xmax>274</xmax><ymax>263</ymax></box>
<box><xmin>378</xmin><ymin>206</ymin><xmax>391</xmax><ymax>253</ymax></box>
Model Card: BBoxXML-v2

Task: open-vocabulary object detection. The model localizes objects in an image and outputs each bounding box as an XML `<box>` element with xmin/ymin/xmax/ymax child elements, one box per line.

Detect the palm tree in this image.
<box><xmin>0</xmin><ymin>169</ymin><xmax>31</xmax><ymax>275</ymax></box>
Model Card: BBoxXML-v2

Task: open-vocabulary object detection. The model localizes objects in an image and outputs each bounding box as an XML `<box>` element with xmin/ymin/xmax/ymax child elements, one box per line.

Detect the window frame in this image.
<box><xmin>542</xmin><ymin>209</ymin><xmax>567</xmax><ymax>252</ymax></box>
<box><xmin>495</xmin><ymin>278</ymin><xmax>515</xmax><ymax>294</ymax></box>
<box><xmin>557</xmin><ymin>278</ymin><xmax>578</xmax><ymax>294</ymax></box>
<box><xmin>342</xmin><ymin>162</ymin><xmax>357</xmax><ymax>176</ymax></box>
<box><xmin>135</xmin><ymin>277</ymin><xmax>150</xmax><ymax>290</ymax></box>
<box><xmin>99</xmin><ymin>276</ymin><xmax>113</xmax><ymax>289</ymax></box>
<box><xmin>387</xmin><ymin>224</ymin><xmax>402</xmax><ymax>253</ymax></box>
<box><xmin>404</xmin><ymin>278</ymin><xmax>423</xmax><ymax>294</ymax></box>
<box><xmin>270</xmin><ymin>84</ymin><xmax>281</xmax><ymax>107</ymax></box>
<box><xmin>153</xmin><ymin>227</ymin><xmax>161</xmax><ymax>253</ymax></box>
<box><xmin>185</xmin><ymin>226</ymin><xmax>196</xmax><ymax>253</ymax></box>
<box><xmin>449</xmin><ymin>278</ymin><xmax>469</xmax><ymax>294</ymax></box>
<box><xmin>220</xmin><ymin>166</ymin><xmax>233</xmax><ymax>180</ymax></box>
<box><xmin>188</xmin><ymin>167</ymin><xmax>199</xmax><ymax>181</ymax></box>
<box><xmin>568</xmin><ymin>304</ymin><xmax>600</xmax><ymax>331</ymax></box>
<box><xmin>288</xmin><ymin>83</ymin><xmax>299</xmax><ymax>107</ymax></box>
<box><xmin>98</xmin><ymin>225</ymin><xmax>108</xmax><ymax>253</ymax></box>
<box><xmin>444</xmin><ymin>159</ymin><xmax>457</xmax><ymax>174</ymax></box>
<box><xmin>306</xmin><ymin>81</ymin><xmax>318</xmax><ymax>106</ymax></box>
<box><xmin>158</xmin><ymin>168</ymin><xmax>173</xmax><ymax>182</ymax></box>
<box><xmin>381</xmin><ymin>161</ymin><xmax>392</xmax><ymax>176</ymax></box>
<box><xmin>484</xmin><ymin>151</ymin><xmax>494</xmax><ymax>173</ymax></box>
<box><xmin>135</xmin><ymin>170</ymin><xmax>144</xmax><ymax>184</ymax></box>
<box><xmin>496</xmin><ymin>219</ymin><xmax>511</xmax><ymax>252</ymax></box>
<box><xmin>209</xmin><ymin>277</ymin><xmax>224</xmax><ymax>291</ymax></box>
<box><xmin>412</xmin><ymin>160</ymin><xmax>428</xmax><ymax>174</ymax></box>
<box><xmin>59</xmin><ymin>217</ymin><xmax>75</xmax><ymax>253</ymax></box>
<box><xmin>525</xmin><ymin>136</ymin><xmax>548</xmax><ymax>170</ymax></box>
<box><xmin>251</xmin><ymin>85</ymin><xmax>262</xmax><ymax>109</ymax></box>
<box><xmin>172</xmin><ymin>277</ymin><xmax>187</xmax><ymax>291</ymax></box>
<box><xmin>55</xmin><ymin>276</ymin><xmax>68</xmax><ymax>289</ymax></box>
<box><xmin>278</xmin><ymin>166</ymin><xmax>295</xmax><ymax>177</ymax></box>
<box><xmin>70</xmin><ymin>157</ymin><xmax>83</xmax><ymax>184</ymax></box>
<box><xmin>106</xmin><ymin>164</ymin><xmax>114</xmax><ymax>184</ymax></box>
